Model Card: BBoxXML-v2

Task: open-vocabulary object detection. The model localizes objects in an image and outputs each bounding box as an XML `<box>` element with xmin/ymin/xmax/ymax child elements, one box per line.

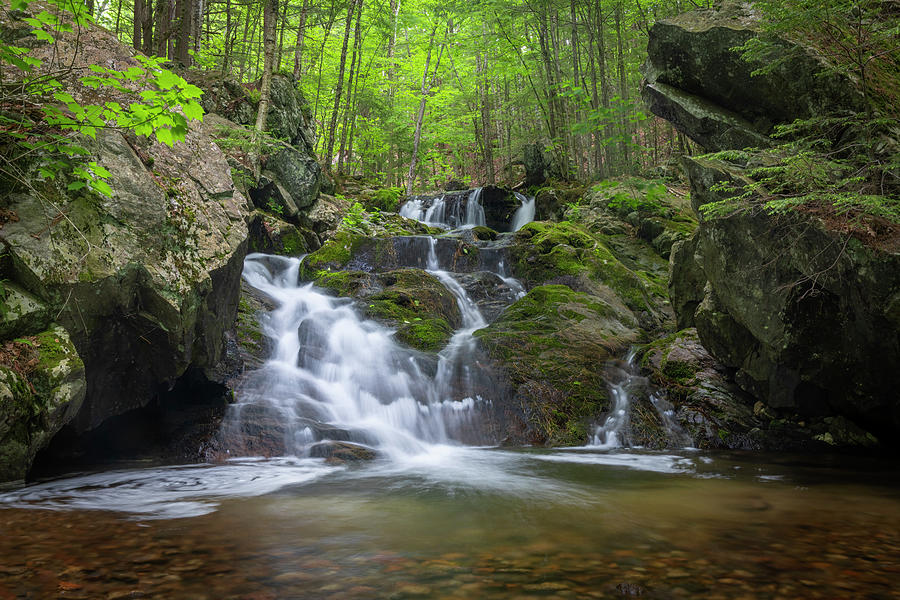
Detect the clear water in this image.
<box><xmin>2</xmin><ymin>210</ymin><xmax>898</xmax><ymax>599</ymax></box>
<box><xmin>1</xmin><ymin>449</ymin><xmax>899</xmax><ymax>598</ymax></box>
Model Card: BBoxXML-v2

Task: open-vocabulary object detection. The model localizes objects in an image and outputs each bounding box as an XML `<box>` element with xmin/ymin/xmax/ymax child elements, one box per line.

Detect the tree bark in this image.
<box><xmin>252</xmin><ymin>0</ymin><xmax>278</xmax><ymax>177</ymax></box>
<box><xmin>324</xmin><ymin>0</ymin><xmax>358</xmax><ymax>174</ymax></box>
<box><xmin>406</xmin><ymin>23</ymin><xmax>439</xmax><ymax>195</ymax></box>
<box><xmin>292</xmin><ymin>0</ymin><xmax>309</xmax><ymax>79</ymax></box>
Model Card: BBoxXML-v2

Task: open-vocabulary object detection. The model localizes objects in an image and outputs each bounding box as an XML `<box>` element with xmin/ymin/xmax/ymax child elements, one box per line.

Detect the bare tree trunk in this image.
<box><xmin>324</xmin><ymin>0</ymin><xmax>358</xmax><ymax>174</ymax></box>
<box><xmin>274</xmin><ymin>0</ymin><xmax>288</xmax><ymax>71</ymax></box>
<box><xmin>133</xmin><ymin>0</ymin><xmax>146</xmax><ymax>50</ymax></box>
<box><xmin>292</xmin><ymin>0</ymin><xmax>309</xmax><ymax>78</ymax></box>
<box><xmin>222</xmin><ymin>0</ymin><xmax>232</xmax><ymax>74</ymax></box>
<box><xmin>406</xmin><ymin>23</ymin><xmax>439</xmax><ymax>195</ymax></box>
<box><xmin>154</xmin><ymin>0</ymin><xmax>168</xmax><ymax>57</ymax></box>
<box><xmin>337</xmin><ymin>0</ymin><xmax>363</xmax><ymax>174</ymax></box>
<box><xmin>192</xmin><ymin>0</ymin><xmax>203</xmax><ymax>55</ymax></box>
<box><xmin>477</xmin><ymin>35</ymin><xmax>494</xmax><ymax>185</ymax></box>
<box><xmin>615</xmin><ymin>2</ymin><xmax>630</xmax><ymax>173</ymax></box>
<box><xmin>252</xmin><ymin>0</ymin><xmax>278</xmax><ymax>177</ymax></box>
<box><xmin>175</xmin><ymin>0</ymin><xmax>192</xmax><ymax>65</ymax></box>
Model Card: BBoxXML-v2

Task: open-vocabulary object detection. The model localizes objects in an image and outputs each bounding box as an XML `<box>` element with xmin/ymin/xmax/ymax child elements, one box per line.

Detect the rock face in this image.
<box><xmin>642</xmin><ymin>3</ymin><xmax>862</xmax><ymax>150</ymax></box>
<box><xmin>0</xmin><ymin>12</ymin><xmax>254</xmax><ymax>480</ymax></box>
<box><xmin>2</xmin><ymin>123</ymin><xmax>249</xmax><ymax>435</ymax></box>
<box><xmin>670</xmin><ymin>157</ymin><xmax>900</xmax><ymax>440</ymax></box>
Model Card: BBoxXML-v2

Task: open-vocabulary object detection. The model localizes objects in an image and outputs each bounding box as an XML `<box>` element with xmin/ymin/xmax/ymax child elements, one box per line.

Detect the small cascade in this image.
<box><xmin>465</xmin><ymin>187</ymin><xmax>487</xmax><ymax>228</ymax></box>
<box><xmin>590</xmin><ymin>350</ymin><xmax>691</xmax><ymax>449</ymax></box>
<box><xmin>510</xmin><ymin>192</ymin><xmax>536</xmax><ymax>232</ymax></box>
<box><xmin>222</xmin><ymin>254</ymin><xmax>494</xmax><ymax>460</ymax></box>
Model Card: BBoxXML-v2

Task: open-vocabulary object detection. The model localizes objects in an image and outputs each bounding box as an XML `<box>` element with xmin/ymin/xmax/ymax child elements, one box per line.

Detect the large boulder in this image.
<box><xmin>670</xmin><ymin>157</ymin><xmax>900</xmax><ymax>440</ymax></box>
<box><xmin>1</xmin><ymin>121</ymin><xmax>250</xmax><ymax>436</ymax></box>
<box><xmin>642</xmin><ymin>3</ymin><xmax>862</xmax><ymax>150</ymax></box>
<box><xmin>0</xmin><ymin>327</ymin><xmax>86</xmax><ymax>482</ymax></box>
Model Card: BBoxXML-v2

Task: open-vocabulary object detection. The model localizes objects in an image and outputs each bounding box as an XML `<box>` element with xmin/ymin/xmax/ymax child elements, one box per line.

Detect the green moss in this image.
<box><xmin>476</xmin><ymin>285</ymin><xmax>637</xmax><ymax>446</ymax></box>
<box><xmin>313</xmin><ymin>270</ymin><xmax>373</xmax><ymax>297</ymax></box>
<box><xmin>470</xmin><ymin>226</ymin><xmax>498</xmax><ymax>241</ymax></box>
<box><xmin>662</xmin><ymin>359</ymin><xmax>699</xmax><ymax>384</ymax></box>
<box><xmin>394</xmin><ymin>319</ymin><xmax>454</xmax><ymax>353</ymax></box>
<box><xmin>365</xmin><ymin>187</ymin><xmax>404</xmax><ymax>212</ymax></box>
<box><xmin>300</xmin><ymin>230</ymin><xmax>364</xmax><ymax>277</ymax></box>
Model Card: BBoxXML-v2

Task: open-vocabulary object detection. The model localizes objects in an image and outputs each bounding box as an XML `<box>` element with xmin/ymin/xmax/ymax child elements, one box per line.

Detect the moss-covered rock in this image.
<box><xmin>0</xmin><ymin>325</ymin><xmax>85</xmax><ymax>481</ymax></box>
<box><xmin>248</xmin><ymin>210</ymin><xmax>317</xmax><ymax>256</ymax></box>
<box><xmin>639</xmin><ymin>328</ymin><xmax>882</xmax><ymax>451</ymax></box>
<box><xmin>510</xmin><ymin>221</ymin><xmax>667</xmax><ymax>323</ymax></box>
<box><xmin>475</xmin><ymin>285</ymin><xmax>639</xmax><ymax>445</ymax></box>
<box><xmin>314</xmin><ymin>268</ymin><xmax>462</xmax><ymax>353</ymax></box>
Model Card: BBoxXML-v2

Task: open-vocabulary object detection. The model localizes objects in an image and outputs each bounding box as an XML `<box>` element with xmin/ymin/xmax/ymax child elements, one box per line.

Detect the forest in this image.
<box><xmin>83</xmin><ymin>0</ymin><xmax>717</xmax><ymax>191</ymax></box>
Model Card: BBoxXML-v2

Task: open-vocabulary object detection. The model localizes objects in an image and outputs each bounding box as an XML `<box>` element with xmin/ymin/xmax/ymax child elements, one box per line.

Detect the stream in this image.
<box><xmin>1</xmin><ymin>190</ymin><xmax>899</xmax><ymax>598</ymax></box>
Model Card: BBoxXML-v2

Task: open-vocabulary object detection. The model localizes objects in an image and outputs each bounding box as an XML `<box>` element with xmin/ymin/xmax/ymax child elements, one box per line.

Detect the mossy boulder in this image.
<box><xmin>301</xmin><ymin>228</ymin><xmax>479</xmax><ymax>279</ymax></box>
<box><xmin>669</xmin><ymin>156</ymin><xmax>900</xmax><ymax>442</ymax></box>
<box><xmin>475</xmin><ymin>285</ymin><xmax>639</xmax><ymax>445</ymax></box>
<box><xmin>362</xmin><ymin>187</ymin><xmax>405</xmax><ymax>212</ymax></box>
<box><xmin>0</xmin><ymin>325</ymin><xmax>86</xmax><ymax>481</ymax></box>
<box><xmin>510</xmin><ymin>221</ymin><xmax>667</xmax><ymax>325</ymax></box>
<box><xmin>314</xmin><ymin>268</ymin><xmax>461</xmax><ymax>353</ymax></box>
<box><xmin>248</xmin><ymin>210</ymin><xmax>317</xmax><ymax>256</ymax></box>
<box><xmin>643</xmin><ymin>4</ymin><xmax>863</xmax><ymax>151</ymax></box>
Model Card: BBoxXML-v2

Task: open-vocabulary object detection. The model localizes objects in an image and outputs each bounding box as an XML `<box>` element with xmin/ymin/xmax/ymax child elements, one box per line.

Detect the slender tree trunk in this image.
<box><xmin>192</xmin><ymin>0</ymin><xmax>203</xmax><ymax>55</ymax></box>
<box><xmin>597</xmin><ymin>0</ymin><xmax>612</xmax><ymax>174</ymax></box>
<box><xmin>325</xmin><ymin>0</ymin><xmax>359</xmax><ymax>174</ymax></box>
<box><xmin>237</xmin><ymin>1</ymin><xmax>254</xmax><ymax>80</ymax></box>
<box><xmin>406</xmin><ymin>23</ymin><xmax>439</xmax><ymax>195</ymax></box>
<box><xmin>292</xmin><ymin>0</ymin><xmax>309</xmax><ymax>79</ymax></box>
<box><xmin>477</xmin><ymin>35</ymin><xmax>494</xmax><ymax>185</ymax></box>
<box><xmin>252</xmin><ymin>0</ymin><xmax>277</xmax><ymax>177</ymax></box>
<box><xmin>222</xmin><ymin>0</ymin><xmax>232</xmax><ymax>74</ymax></box>
<box><xmin>570</xmin><ymin>0</ymin><xmax>584</xmax><ymax>178</ymax></box>
<box><xmin>615</xmin><ymin>2</ymin><xmax>630</xmax><ymax>172</ymax></box>
<box><xmin>275</xmin><ymin>0</ymin><xmax>288</xmax><ymax>71</ymax></box>
<box><xmin>154</xmin><ymin>0</ymin><xmax>168</xmax><ymax>57</ymax></box>
<box><xmin>337</xmin><ymin>0</ymin><xmax>363</xmax><ymax>174</ymax></box>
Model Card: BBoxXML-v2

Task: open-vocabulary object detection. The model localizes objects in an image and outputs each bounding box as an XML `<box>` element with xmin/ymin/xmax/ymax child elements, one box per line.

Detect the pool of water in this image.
<box><xmin>1</xmin><ymin>447</ymin><xmax>899</xmax><ymax>599</ymax></box>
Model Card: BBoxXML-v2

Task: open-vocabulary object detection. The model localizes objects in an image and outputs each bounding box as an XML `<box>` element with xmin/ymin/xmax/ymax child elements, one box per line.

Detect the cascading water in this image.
<box><xmin>510</xmin><ymin>192</ymin><xmax>536</xmax><ymax>232</ymax></box>
<box><xmin>590</xmin><ymin>350</ymin><xmax>692</xmax><ymax>449</ymax></box>
<box><xmin>224</xmin><ymin>254</ymin><xmax>493</xmax><ymax>460</ymax></box>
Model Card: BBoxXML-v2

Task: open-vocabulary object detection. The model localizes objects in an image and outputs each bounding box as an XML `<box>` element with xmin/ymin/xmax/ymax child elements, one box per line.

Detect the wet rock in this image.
<box><xmin>313</xmin><ymin>268</ymin><xmax>462</xmax><ymax>353</ymax></box>
<box><xmin>308</xmin><ymin>441</ymin><xmax>376</xmax><ymax>462</ymax></box>
<box><xmin>476</xmin><ymin>285</ymin><xmax>639</xmax><ymax>445</ymax></box>
<box><xmin>248</xmin><ymin>211</ymin><xmax>317</xmax><ymax>256</ymax></box>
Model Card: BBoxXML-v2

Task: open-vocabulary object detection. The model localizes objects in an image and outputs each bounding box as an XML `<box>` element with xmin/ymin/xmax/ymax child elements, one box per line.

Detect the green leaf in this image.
<box><xmin>91</xmin><ymin>179</ymin><xmax>113</xmax><ymax>197</ymax></box>
<box><xmin>67</xmin><ymin>181</ymin><xmax>86</xmax><ymax>191</ymax></box>
<box><xmin>182</xmin><ymin>100</ymin><xmax>204</xmax><ymax>121</ymax></box>
<box><xmin>155</xmin><ymin>127</ymin><xmax>174</xmax><ymax>147</ymax></box>
<box><xmin>155</xmin><ymin>69</ymin><xmax>180</xmax><ymax>90</ymax></box>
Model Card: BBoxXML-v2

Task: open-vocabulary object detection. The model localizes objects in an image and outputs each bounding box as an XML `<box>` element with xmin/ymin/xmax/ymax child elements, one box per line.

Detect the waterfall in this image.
<box><xmin>590</xmin><ymin>350</ymin><xmax>692</xmax><ymax>449</ymax></box>
<box><xmin>464</xmin><ymin>187</ymin><xmax>487</xmax><ymax>227</ymax></box>
<box><xmin>224</xmin><ymin>254</ymin><xmax>493</xmax><ymax>460</ymax></box>
<box><xmin>510</xmin><ymin>192</ymin><xmax>536</xmax><ymax>232</ymax></box>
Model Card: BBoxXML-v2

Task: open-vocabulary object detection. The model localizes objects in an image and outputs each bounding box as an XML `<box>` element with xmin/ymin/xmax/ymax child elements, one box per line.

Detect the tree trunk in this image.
<box><xmin>222</xmin><ymin>0</ymin><xmax>232</xmax><ymax>74</ymax></box>
<box><xmin>154</xmin><ymin>0</ymin><xmax>168</xmax><ymax>57</ymax></box>
<box><xmin>338</xmin><ymin>0</ymin><xmax>363</xmax><ymax>175</ymax></box>
<box><xmin>133</xmin><ymin>0</ymin><xmax>145</xmax><ymax>50</ymax></box>
<box><xmin>292</xmin><ymin>0</ymin><xmax>309</xmax><ymax>79</ymax></box>
<box><xmin>324</xmin><ymin>0</ymin><xmax>358</xmax><ymax>174</ymax></box>
<box><xmin>615</xmin><ymin>2</ymin><xmax>630</xmax><ymax>173</ymax></box>
<box><xmin>175</xmin><ymin>0</ymin><xmax>191</xmax><ymax>65</ymax></box>
<box><xmin>406</xmin><ymin>23</ymin><xmax>439</xmax><ymax>195</ymax></box>
<box><xmin>251</xmin><ymin>0</ymin><xmax>278</xmax><ymax>177</ymax></box>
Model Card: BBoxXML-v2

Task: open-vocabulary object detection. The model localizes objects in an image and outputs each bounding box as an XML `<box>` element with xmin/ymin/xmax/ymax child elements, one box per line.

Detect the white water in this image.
<box><xmin>399</xmin><ymin>187</ymin><xmax>534</xmax><ymax>232</ymax></box>
<box><xmin>590</xmin><ymin>349</ymin><xmax>692</xmax><ymax>449</ymax></box>
<box><xmin>510</xmin><ymin>192</ymin><xmax>536</xmax><ymax>231</ymax></box>
<box><xmin>233</xmin><ymin>253</ymin><xmax>489</xmax><ymax>460</ymax></box>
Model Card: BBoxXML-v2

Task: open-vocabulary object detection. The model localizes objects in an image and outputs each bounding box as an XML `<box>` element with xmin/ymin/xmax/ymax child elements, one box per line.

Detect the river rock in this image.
<box><xmin>475</xmin><ymin>285</ymin><xmax>639</xmax><ymax>445</ymax></box>
<box><xmin>642</xmin><ymin>3</ymin><xmax>863</xmax><ymax>150</ymax></box>
<box><xmin>670</xmin><ymin>157</ymin><xmax>899</xmax><ymax>441</ymax></box>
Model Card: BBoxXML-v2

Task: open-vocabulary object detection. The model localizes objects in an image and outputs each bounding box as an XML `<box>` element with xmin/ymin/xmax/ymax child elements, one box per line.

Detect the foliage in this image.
<box><xmin>342</xmin><ymin>201</ymin><xmax>366</xmax><ymax>228</ymax></box>
<box><xmin>0</xmin><ymin>0</ymin><xmax>204</xmax><ymax>197</ymax></box>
